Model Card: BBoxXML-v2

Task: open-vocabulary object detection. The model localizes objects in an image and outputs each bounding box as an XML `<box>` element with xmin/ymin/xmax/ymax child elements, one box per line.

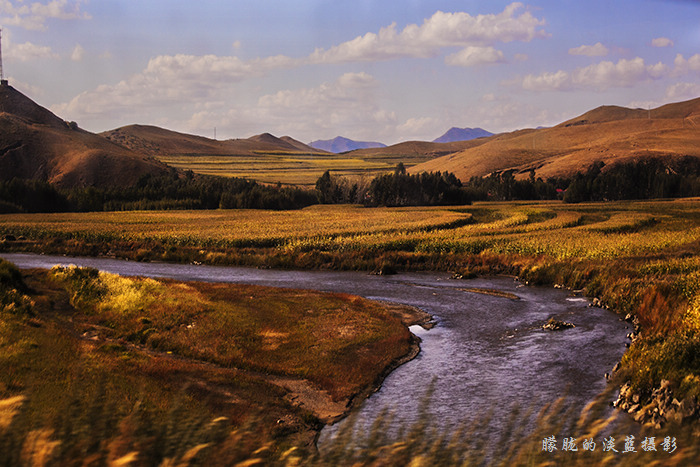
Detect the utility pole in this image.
<box><xmin>0</xmin><ymin>28</ymin><xmax>7</xmax><ymax>86</ymax></box>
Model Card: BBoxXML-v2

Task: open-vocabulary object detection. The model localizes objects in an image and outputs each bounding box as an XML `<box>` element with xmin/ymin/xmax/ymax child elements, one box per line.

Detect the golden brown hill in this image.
<box><xmin>102</xmin><ymin>126</ymin><xmax>329</xmax><ymax>157</ymax></box>
<box><xmin>0</xmin><ymin>84</ymin><xmax>169</xmax><ymax>188</ymax></box>
<box><xmin>410</xmin><ymin>97</ymin><xmax>700</xmax><ymax>180</ymax></box>
<box><xmin>347</xmin><ymin>139</ymin><xmax>489</xmax><ymax>164</ymax></box>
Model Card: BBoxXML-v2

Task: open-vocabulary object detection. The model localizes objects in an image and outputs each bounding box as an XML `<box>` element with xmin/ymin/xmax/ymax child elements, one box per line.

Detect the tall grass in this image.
<box><xmin>3</xmin><ymin>385</ymin><xmax>698</xmax><ymax>466</ymax></box>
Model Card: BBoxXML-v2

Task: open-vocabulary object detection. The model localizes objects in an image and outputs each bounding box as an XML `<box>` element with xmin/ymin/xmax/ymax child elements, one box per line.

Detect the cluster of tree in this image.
<box><xmin>563</xmin><ymin>157</ymin><xmax>700</xmax><ymax>203</ymax></box>
<box><xmin>314</xmin><ymin>171</ymin><xmax>369</xmax><ymax>204</ymax></box>
<box><xmin>462</xmin><ymin>170</ymin><xmax>566</xmax><ymax>201</ymax></box>
<box><xmin>0</xmin><ymin>171</ymin><xmax>317</xmax><ymax>213</ymax></box>
<box><xmin>316</xmin><ymin>164</ymin><xmax>471</xmax><ymax>207</ymax></box>
<box><xmin>365</xmin><ymin>164</ymin><xmax>471</xmax><ymax>206</ymax></box>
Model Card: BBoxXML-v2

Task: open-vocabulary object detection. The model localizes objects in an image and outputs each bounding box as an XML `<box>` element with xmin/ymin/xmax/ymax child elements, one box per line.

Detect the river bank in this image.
<box><xmin>0</xmin><ymin>258</ymin><xmax>437</xmax><ymax>464</ymax></box>
<box><xmin>1</xmin><ymin>254</ymin><xmax>633</xmax><ymax>444</ymax></box>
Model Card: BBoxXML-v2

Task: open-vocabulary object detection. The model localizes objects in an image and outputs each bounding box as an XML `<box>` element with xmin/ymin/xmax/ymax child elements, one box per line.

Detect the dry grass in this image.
<box><xmin>0</xmin><ymin>263</ymin><xmax>424</xmax><ymax>464</ymax></box>
<box><xmin>411</xmin><ymin>98</ymin><xmax>700</xmax><ymax>182</ymax></box>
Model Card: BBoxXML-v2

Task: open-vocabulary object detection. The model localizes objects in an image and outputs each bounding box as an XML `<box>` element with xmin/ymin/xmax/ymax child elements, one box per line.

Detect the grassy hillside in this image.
<box><xmin>0</xmin><ymin>85</ymin><xmax>169</xmax><ymax>188</ymax></box>
<box><xmin>411</xmin><ymin>97</ymin><xmax>700</xmax><ymax>181</ymax></box>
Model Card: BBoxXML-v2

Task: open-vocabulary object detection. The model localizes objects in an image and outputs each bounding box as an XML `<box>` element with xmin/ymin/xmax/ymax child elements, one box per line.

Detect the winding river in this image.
<box><xmin>1</xmin><ymin>252</ymin><xmax>630</xmax><ymax>443</ymax></box>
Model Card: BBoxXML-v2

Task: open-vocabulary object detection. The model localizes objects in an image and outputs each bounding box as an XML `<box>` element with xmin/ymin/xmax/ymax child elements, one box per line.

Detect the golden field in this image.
<box><xmin>2</xmin><ymin>199</ymin><xmax>700</xmax><ymax>465</ymax></box>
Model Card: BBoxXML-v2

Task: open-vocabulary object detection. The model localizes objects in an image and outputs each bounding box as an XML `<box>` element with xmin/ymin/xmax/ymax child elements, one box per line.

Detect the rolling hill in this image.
<box><xmin>0</xmin><ymin>83</ymin><xmax>169</xmax><ymax>188</ymax></box>
<box><xmin>410</xmin><ymin>97</ymin><xmax>700</xmax><ymax>181</ymax></box>
<box><xmin>347</xmin><ymin>139</ymin><xmax>490</xmax><ymax>162</ymax></box>
<box><xmin>101</xmin><ymin>126</ymin><xmax>327</xmax><ymax>157</ymax></box>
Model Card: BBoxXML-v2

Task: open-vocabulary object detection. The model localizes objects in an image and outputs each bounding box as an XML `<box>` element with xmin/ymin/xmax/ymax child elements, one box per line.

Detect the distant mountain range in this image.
<box><xmin>309</xmin><ymin>136</ymin><xmax>386</xmax><ymax>153</ymax></box>
<box><xmin>432</xmin><ymin>127</ymin><xmax>493</xmax><ymax>143</ymax></box>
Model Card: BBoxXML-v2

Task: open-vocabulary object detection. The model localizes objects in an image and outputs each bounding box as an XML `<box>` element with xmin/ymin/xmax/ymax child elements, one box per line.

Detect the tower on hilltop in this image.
<box><xmin>0</xmin><ymin>28</ymin><xmax>7</xmax><ymax>86</ymax></box>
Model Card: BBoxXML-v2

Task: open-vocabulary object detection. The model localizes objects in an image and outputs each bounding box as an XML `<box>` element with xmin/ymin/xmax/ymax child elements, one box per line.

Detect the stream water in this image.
<box><xmin>1</xmin><ymin>252</ymin><xmax>630</xmax><ymax>444</ymax></box>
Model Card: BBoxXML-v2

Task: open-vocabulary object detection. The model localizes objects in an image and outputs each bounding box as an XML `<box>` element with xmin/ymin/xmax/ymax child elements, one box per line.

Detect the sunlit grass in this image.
<box><xmin>48</xmin><ymin>266</ymin><xmax>413</xmax><ymax>401</ymax></box>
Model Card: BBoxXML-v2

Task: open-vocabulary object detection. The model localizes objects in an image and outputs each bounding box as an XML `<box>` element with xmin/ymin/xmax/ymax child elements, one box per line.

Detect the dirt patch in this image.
<box><xmin>267</xmin><ymin>377</ymin><xmax>348</xmax><ymax>423</ymax></box>
<box><xmin>459</xmin><ymin>287</ymin><xmax>520</xmax><ymax>300</ymax></box>
<box><xmin>379</xmin><ymin>302</ymin><xmax>434</xmax><ymax>328</ymax></box>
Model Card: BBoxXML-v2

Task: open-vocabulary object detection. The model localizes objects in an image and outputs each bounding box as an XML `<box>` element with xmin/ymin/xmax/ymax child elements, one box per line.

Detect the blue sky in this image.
<box><xmin>3</xmin><ymin>0</ymin><xmax>700</xmax><ymax>144</ymax></box>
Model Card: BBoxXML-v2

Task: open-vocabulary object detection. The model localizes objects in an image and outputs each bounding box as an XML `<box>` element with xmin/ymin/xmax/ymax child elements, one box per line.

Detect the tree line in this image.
<box><xmin>315</xmin><ymin>163</ymin><xmax>471</xmax><ymax>207</ymax></box>
<box><xmin>2</xmin><ymin>157</ymin><xmax>700</xmax><ymax>213</ymax></box>
<box><xmin>0</xmin><ymin>170</ymin><xmax>317</xmax><ymax>214</ymax></box>
<box><xmin>562</xmin><ymin>157</ymin><xmax>700</xmax><ymax>203</ymax></box>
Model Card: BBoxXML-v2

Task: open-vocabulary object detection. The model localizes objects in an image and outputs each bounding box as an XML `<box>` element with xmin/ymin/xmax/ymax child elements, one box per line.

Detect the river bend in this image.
<box><xmin>1</xmin><ymin>252</ymin><xmax>629</xmax><ymax>441</ymax></box>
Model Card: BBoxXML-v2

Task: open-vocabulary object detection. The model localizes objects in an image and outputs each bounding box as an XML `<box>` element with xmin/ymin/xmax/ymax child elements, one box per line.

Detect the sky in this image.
<box><xmin>2</xmin><ymin>0</ymin><xmax>700</xmax><ymax>144</ymax></box>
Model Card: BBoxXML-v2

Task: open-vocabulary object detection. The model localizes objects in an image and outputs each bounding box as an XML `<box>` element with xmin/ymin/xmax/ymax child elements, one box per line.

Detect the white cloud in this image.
<box><xmin>474</xmin><ymin>98</ymin><xmax>561</xmax><ymax>132</ymax></box>
<box><xmin>518</xmin><ymin>57</ymin><xmax>669</xmax><ymax>91</ymax></box>
<box><xmin>53</xmin><ymin>53</ymin><xmax>287</xmax><ymax>122</ymax></box>
<box><xmin>184</xmin><ymin>72</ymin><xmax>398</xmax><ymax>141</ymax></box>
<box><xmin>0</xmin><ymin>0</ymin><xmax>90</xmax><ymax>31</ymax></box>
<box><xmin>673</xmin><ymin>53</ymin><xmax>700</xmax><ymax>74</ymax></box>
<box><xmin>568</xmin><ymin>42</ymin><xmax>608</xmax><ymax>57</ymax></box>
<box><xmin>256</xmin><ymin>72</ymin><xmax>387</xmax><ymax>128</ymax></box>
<box><xmin>521</xmin><ymin>70</ymin><xmax>571</xmax><ymax>91</ymax></box>
<box><xmin>665</xmin><ymin>82</ymin><xmax>700</xmax><ymax>100</ymax></box>
<box><xmin>397</xmin><ymin>117</ymin><xmax>439</xmax><ymax>139</ymax></box>
<box><xmin>651</xmin><ymin>37</ymin><xmax>674</xmax><ymax>48</ymax></box>
<box><xmin>307</xmin><ymin>2</ymin><xmax>546</xmax><ymax>64</ymax></box>
<box><xmin>573</xmin><ymin>58</ymin><xmax>657</xmax><ymax>87</ymax></box>
<box><xmin>70</xmin><ymin>43</ymin><xmax>84</xmax><ymax>61</ymax></box>
<box><xmin>445</xmin><ymin>46</ymin><xmax>505</xmax><ymax>67</ymax></box>
<box><xmin>143</xmin><ymin>54</ymin><xmax>258</xmax><ymax>82</ymax></box>
<box><xmin>5</xmin><ymin>39</ymin><xmax>58</xmax><ymax>61</ymax></box>
<box><xmin>7</xmin><ymin>76</ymin><xmax>44</xmax><ymax>96</ymax></box>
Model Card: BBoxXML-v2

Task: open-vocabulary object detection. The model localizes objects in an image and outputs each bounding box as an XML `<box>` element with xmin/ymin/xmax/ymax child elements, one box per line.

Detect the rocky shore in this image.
<box><xmin>613</xmin><ymin>380</ymin><xmax>700</xmax><ymax>428</ymax></box>
<box><xmin>588</xmin><ymin>293</ymin><xmax>700</xmax><ymax>429</ymax></box>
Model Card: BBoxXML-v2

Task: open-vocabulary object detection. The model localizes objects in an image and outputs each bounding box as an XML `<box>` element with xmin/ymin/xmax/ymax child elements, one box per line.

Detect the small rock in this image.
<box><xmin>542</xmin><ymin>318</ymin><xmax>575</xmax><ymax>331</ymax></box>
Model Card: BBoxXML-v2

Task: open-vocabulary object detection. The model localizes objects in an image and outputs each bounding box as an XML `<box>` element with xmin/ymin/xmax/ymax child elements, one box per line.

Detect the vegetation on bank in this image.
<box><xmin>0</xmin><ymin>259</ymin><xmax>420</xmax><ymax>465</ymax></box>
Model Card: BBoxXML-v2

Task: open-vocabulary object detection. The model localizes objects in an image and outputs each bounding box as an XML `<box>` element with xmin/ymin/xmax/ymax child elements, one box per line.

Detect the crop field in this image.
<box><xmin>157</xmin><ymin>150</ymin><xmax>433</xmax><ymax>186</ymax></box>
<box><xmin>0</xmin><ymin>200</ymin><xmax>698</xmax><ymax>268</ymax></box>
<box><xmin>0</xmin><ymin>205</ymin><xmax>471</xmax><ymax>248</ymax></box>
